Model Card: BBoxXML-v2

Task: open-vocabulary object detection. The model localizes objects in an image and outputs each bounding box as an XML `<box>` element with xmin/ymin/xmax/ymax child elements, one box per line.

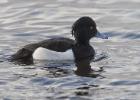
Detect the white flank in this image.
<box><xmin>32</xmin><ymin>47</ymin><xmax>74</xmax><ymax>60</ymax></box>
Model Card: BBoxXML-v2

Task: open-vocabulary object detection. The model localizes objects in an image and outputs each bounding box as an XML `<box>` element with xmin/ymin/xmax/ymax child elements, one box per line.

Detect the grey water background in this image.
<box><xmin>0</xmin><ymin>0</ymin><xmax>140</xmax><ymax>100</ymax></box>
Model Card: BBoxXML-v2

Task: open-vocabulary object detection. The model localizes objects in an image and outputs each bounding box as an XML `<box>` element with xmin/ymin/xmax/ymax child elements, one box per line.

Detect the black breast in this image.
<box><xmin>72</xmin><ymin>44</ymin><xmax>95</xmax><ymax>62</ymax></box>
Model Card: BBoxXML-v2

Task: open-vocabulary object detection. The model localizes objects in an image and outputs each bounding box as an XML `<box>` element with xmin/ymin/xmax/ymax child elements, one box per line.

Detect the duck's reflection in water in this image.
<box><xmin>75</xmin><ymin>59</ymin><xmax>104</xmax><ymax>78</ymax></box>
<box><xmin>10</xmin><ymin>56</ymin><xmax>104</xmax><ymax>78</ymax></box>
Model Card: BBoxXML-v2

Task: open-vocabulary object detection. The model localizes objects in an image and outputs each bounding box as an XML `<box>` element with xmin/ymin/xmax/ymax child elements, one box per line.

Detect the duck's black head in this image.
<box><xmin>72</xmin><ymin>16</ymin><xmax>98</xmax><ymax>45</ymax></box>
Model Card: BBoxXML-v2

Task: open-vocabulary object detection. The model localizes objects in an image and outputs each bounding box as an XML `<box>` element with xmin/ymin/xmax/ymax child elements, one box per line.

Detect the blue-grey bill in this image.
<box><xmin>96</xmin><ymin>31</ymin><xmax>108</xmax><ymax>39</ymax></box>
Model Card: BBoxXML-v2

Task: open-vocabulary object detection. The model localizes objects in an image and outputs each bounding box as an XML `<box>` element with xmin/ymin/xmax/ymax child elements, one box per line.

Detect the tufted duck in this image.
<box><xmin>11</xmin><ymin>16</ymin><xmax>108</xmax><ymax>75</ymax></box>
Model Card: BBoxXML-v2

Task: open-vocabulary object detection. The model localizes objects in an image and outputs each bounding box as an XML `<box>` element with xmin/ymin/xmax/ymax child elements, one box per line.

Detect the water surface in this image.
<box><xmin>0</xmin><ymin>0</ymin><xmax>140</xmax><ymax>100</ymax></box>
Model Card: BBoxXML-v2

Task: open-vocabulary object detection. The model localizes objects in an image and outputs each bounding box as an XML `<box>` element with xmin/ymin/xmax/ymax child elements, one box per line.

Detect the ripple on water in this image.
<box><xmin>110</xmin><ymin>80</ymin><xmax>140</xmax><ymax>86</ymax></box>
<box><xmin>31</xmin><ymin>77</ymin><xmax>55</xmax><ymax>85</ymax></box>
<box><xmin>0</xmin><ymin>0</ymin><xmax>8</xmax><ymax>4</ymax></box>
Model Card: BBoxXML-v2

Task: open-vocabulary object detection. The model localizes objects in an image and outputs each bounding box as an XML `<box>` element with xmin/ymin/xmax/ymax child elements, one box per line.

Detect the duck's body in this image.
<box><xmin>12</xmin><ymin>37</ymin><xmax>96</xmax><ymax>61</ymax></box>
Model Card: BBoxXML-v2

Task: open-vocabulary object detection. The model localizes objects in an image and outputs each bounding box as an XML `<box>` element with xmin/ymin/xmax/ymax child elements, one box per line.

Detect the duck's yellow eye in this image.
<box><xmin>90</xmin><ymin>26</ymin><xmax>93</xmax><ymax>30</ymax></box>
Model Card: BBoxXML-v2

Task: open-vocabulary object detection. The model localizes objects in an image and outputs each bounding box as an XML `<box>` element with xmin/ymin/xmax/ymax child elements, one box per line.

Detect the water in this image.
<box><xmin>0</xmin><ymin>0</ymin><xmax>140</xmax><ymax>100</ymax></box>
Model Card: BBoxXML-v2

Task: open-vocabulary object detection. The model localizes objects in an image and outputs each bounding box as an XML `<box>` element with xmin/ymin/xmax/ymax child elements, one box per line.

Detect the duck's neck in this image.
<box><xmin>76</xmin><ymin>40</ymin><xmax>90</xmax><ymax>46</ymax></box>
